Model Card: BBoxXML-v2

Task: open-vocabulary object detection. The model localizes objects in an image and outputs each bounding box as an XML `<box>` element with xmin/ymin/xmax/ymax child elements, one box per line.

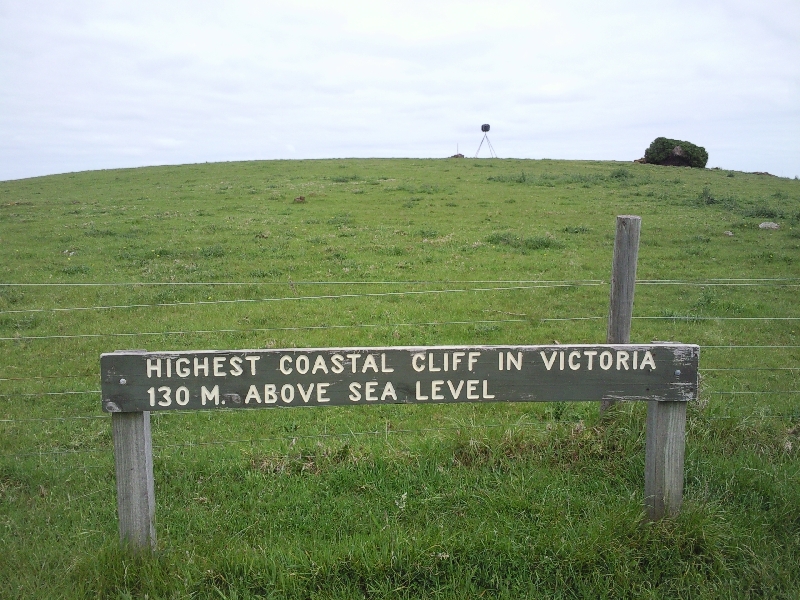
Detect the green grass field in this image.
<box><xmin>1</xmin><ymin>158</ymin><xmax>799</xmax><ymax>598</ymax></box>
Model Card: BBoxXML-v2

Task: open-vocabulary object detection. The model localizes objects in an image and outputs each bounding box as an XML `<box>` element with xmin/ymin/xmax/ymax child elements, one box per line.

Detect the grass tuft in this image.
<box><xmin>486</xmin><ymin>232</ymin><xmax>563</xmax><ymax>251</ymax></box>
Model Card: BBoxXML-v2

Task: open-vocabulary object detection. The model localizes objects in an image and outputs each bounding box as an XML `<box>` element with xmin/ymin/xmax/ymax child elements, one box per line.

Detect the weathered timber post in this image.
<box><xmin>601</xmin><ymin>215</ymin><xmax>641</xmax><ymax>414</ymax></box>
<box><xmin>644</xmin><ymin>399</ymin><xmax>687</xmax><ymax>520</ymax></box>
<box><xmin>111</xmin><ymin>411</ymin><xmax>156</xmax><ymax>551</ymax></box>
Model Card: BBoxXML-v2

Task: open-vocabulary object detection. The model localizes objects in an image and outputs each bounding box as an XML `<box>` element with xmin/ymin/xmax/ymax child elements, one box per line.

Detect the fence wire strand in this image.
<box><xmin>701</xmin><ymin>367</ymin><xmax>800</xmax><ymax>371</ymax></box>
<box><xmin>703</xmin><ymin>345</ymin><xmax>800</xmax><ymax>349</ymax></box>
<box><xmin>0</xmin><ymin>415</ymin><xmax>107</xmax><ymax>423</ymax></box>
<box><xmin>0</xmin><ymin>318</ymin><xmax>529</xmax><ymax>341</ymax></box>
<box><xmin>708</xmin><ymin>390</ymin><xmax>800</xmax><ymax>395</ymax></box>
<box><xmin>0</xmin><ymin>283</ymin><xmax>604</xmax><ymax>316</ymax></box>
<box><xmin>0</xmin><ymin>373</ymin><xmax>95</xmax><ymax>382</ymax></box>
<box><xmin>2</xmin><ymin>277</ymin><xmax>799</xmax><ymax>288</ymax></box>
<box><xmin>6</xmin><ymin>318</ymin><xmax>800</xmax><ymax>343</ymax></box>
<box><xmin>0</xmin><ymin>390</ymin><xmax>100</xmax><ymax>398</ymax></box>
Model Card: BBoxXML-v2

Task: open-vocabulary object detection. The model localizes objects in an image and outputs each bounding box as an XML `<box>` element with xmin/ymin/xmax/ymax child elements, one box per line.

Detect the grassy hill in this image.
<box><xmin>1</xmin><ymin>158</ymin><xmax>799</xmax><ymax>598</ymax></box>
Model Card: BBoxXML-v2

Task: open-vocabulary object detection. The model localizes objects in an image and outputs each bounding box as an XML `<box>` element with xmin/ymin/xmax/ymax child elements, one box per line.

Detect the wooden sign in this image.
<box><xmin>101</xmin><ymin>344</ymin><xmax>698</xmax><ymax>412</ymax></box>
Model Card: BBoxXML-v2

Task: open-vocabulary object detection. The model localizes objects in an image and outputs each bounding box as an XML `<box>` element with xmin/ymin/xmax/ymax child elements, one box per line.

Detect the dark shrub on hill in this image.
<box><xmin>644</xmin><ymin>137</ymin><xmax>708</xmax><ymax>168</ymax></box>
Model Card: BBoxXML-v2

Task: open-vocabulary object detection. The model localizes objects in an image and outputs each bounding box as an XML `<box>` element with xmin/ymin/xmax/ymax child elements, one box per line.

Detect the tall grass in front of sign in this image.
<box><xmin>1</xmin><ymin>158</ymin><xmax>799</xmax><ymax>598</ymax></box>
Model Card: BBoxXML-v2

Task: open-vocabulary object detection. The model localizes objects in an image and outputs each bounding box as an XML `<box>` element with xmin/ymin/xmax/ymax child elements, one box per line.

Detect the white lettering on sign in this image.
<box><xmin>412</xmin><ymin>351</ymin><xmax>482</xmax><ymax>373</ymax></box>
<box><xmin>297</xmin><ymin>383</ymin><xmax>314</xmax><ymax>402</ymax></box>
<box><xmin>245</xmin><ymin>356</ymin><xmax>260</xmax><ymax>375</ymax></box>
<box><xmin>148</xmin><ymin>355</ymin><xmax>260</xmax><ymax>379</ymax></box>
<box><xmin>541</xmin><ymin>352</ymin><xmax>557</xmax><ymax>370</ymax></box>
<box><xmin>281</xmin><ymin>384</ymin><xmax>294</xmax><ymax>403</ymax></box>
<box><xmin>114</xmin><ymin>346</ymin><xmax>680</xmax><ymax>413</ymax></box>
<box><xmin>245</xmin><ymin>385</ymin><xmax>261</xmax><ymax>404</ymax></box>
<box><xmin>176</xmin><ymin>358</ymin><xmax>190</xmax><ymax>377</ymax></box>
<box><xmin>213</xmin><ymin>356</ymin><xmax>226</xmax><ymax>377</ymax></box>
<box><xmin>348</xmin><ymin>381</ymin><xmax>397</xmax><ymax>402</ymax></box>
<box><xmin>313</xmin><ymin>355</ymin><xmax>328</xmax><ymax>374</ymax></box>
<box><xmin>195</xmin><ymin>357</ymin><xmax>209</xmax><ymax>377</ymax></box>
<box><xmin>363</xmin><ymin>355</ymin><xmax>379</xmax><ymax>373</ymax></box>
<box><xmin>265</xmin><ymin>385</ymin><xmax>277</xmax><ymax>403</ymax></box>
<box><xmin>147</xmin><ymin>359</ymin><xmax>161</xmax><ymax>378</ymax></box>
<box><xmin>498</xmin><ymin>351</ymin><xmax>523</xmax><ymax>371</ymax></box>
<box><xmin>346</xmin><ymin>354</ymin><xmax>361</xmax><ymax>373</ymax></box>
<box><xmin>201</xmin><ymin>385</ymin><xmax>219</xmax><ymax>405</ymax></box>
<box><xmin>539</xmin><ymin>350</ymin><xmax>656</xmax><ymax>372</ymax></box>
<box><xmin>279</xmin><ymin>353</ymin><xmax>394</xmax><ymax>376</ymax></box>
<box><xmin>382</xmin><ymin>382</ymin><xmax>397</xmax><ymax>401</ymax></box>
<box><xmin>416</xmin><ymin>379</ymin><xmax>494</xmax><ymax>400</ymax></box>
<box><xmin>229</xmin><ymin>356</ymin><xmax>243</xmax><ymax>376</ymax></box>
<box><xmin>175</xmin><ymin>386</ymin><xmax>190</xmax><ymax>406</ymax></box>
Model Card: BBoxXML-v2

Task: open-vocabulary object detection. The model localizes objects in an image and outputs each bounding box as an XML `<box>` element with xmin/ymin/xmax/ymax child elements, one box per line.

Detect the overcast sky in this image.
<box><xmin>1</xmin><ymin>0</ymin><xmax>798</xmax><ymax>181</ymax></box>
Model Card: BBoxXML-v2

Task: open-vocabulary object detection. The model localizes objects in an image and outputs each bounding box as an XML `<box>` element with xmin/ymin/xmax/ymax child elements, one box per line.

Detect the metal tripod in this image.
<box><xmin>474</xmin><ymin>133</ymin><xmax>497</xmax><ymax>158</ymax></box>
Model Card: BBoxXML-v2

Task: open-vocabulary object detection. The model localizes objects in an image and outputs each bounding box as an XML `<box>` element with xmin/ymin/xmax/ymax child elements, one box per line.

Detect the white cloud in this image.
<box><xmin>0</xmin><ymin>0</ymin><xmax>798</xmax><ymax>179</ymax></box>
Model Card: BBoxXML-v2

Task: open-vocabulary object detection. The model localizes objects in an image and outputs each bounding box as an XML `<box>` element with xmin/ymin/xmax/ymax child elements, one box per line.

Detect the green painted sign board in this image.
<box><xmin>101</xmin><ymin>344</ymin><xmax>698</xmax><ymax>413</ymax></box>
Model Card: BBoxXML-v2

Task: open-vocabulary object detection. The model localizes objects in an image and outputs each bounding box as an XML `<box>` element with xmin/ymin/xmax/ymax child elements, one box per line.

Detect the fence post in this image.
<box><xmin>644</xmin><ymin>400</ymin><xmax>687</xmax><ymax>520</ymax></box>
<box><xmin>112</xmin><ymin>411</ymin><xmax>156</xmax><ymax>551</ymax></box>
<box><xmin>601</xmin><ymin>215</ymin><xmax>641</xmax><ymax>414</ymax></box>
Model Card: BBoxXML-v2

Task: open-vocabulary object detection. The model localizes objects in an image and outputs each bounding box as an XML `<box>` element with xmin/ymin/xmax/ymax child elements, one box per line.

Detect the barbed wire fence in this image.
<box><xmin>1</xmin><ymin>277</ymin><xmax>798</xmax><ymax>468</ymax></box>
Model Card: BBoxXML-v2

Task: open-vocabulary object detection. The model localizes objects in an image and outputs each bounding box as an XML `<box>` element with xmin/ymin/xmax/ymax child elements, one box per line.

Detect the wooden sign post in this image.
<box><xmin>603</xmin><ymin>215</ymin><xmax>641</xmax><ymax>413</ymax></box>
<box><xmin>111</xmin><ymin>411</ymin><xmax>156</xmax><ymax>551</ymax></box>
<box><xmin>103</xmin><ymin>342</ymin><xmax>698</xmax><ymax>550</ymax></box>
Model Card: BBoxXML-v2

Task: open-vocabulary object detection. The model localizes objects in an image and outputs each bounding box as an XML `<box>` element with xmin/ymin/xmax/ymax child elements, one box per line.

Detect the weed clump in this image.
<box><xmin>328</xmin><ymin>174</ymin><xmax>359</xmax><ymax>183</ymax></box>
<box><xmin>61</xmin><ymin>264</ymin><xmax>90</xmax><ymax>274</ymax></box>
<box><xmin>249</xmin><ymin>443</ymin><xmax>368</xmax><ymax>475</ymax></box>
<box><xmin>743</xmin><ymin>204</ymin><xmax>780</xmax><ymax>219</ymax></box>
<box><xmin>486</xmin><ymin>232</ymin><xmax>563</xmax><ymax>251</ymax></box>
<box><xmin>327</xmin><ymin>213</ymin><xmax>354</xmax><ymax>226</ymax></box>
<box><xmin>610</xmin><ymin>168</ymin><xmax>632</xmax><ymax>179</ymax></box>
<box><xmin>698</xmin><ymin>186</ymin><xmax>717</xmax><ymax>204</ymax></box>
<box><xmin>487</xmin><ymin>171</ymin><xmax>528</xmax><ymax>183</ymax></box>
<box><xmin>200</xmin><ymin>245</ymin><xmax>225</xmax><ymax>258</ymax></box>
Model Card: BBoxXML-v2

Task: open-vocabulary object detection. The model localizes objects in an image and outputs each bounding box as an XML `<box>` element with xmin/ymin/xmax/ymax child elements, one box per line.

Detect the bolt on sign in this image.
<box><xmin>101</xmin><ymin>344</ymin><xmax>698</xmax><ymax>413</ymax></box>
